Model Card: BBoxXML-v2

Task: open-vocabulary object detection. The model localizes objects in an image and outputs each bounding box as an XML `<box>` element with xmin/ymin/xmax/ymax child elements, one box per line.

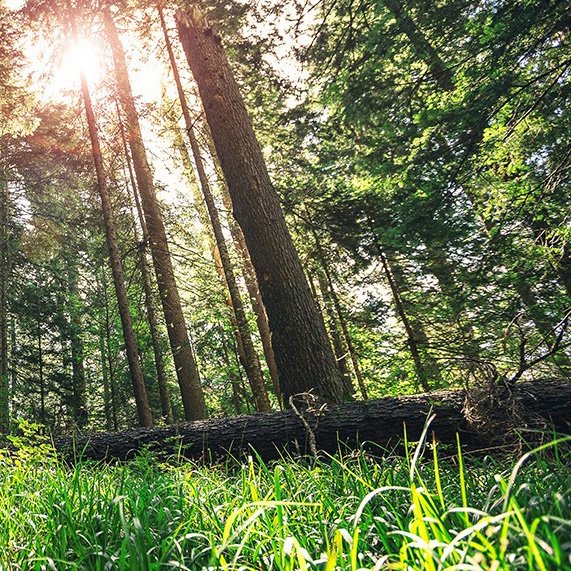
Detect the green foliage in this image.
<box><xmin>5</xmin><ymin>417</ymin><xmax>55</xmax><ymax>464</ymax></box>
<box><xmin>0</xmin><ymin>436</ymin><xmax>570</xmax><ymax>569</ymax></box>
<box><xmin>264</xmin><ymin>0</ymin><xmax>571</xmax><ymax>391</ymax></box>
<box><xmin>2</xmin><ymin>0</ymin><xmax>570</xmax><ymax>427</ymax></box>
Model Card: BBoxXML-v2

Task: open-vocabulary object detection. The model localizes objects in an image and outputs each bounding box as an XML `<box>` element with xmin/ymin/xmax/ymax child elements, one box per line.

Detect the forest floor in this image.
<box><xmin>0</xmin><ymin>432</ymin><xmax>570</xmax><ymax>570</ymax></box>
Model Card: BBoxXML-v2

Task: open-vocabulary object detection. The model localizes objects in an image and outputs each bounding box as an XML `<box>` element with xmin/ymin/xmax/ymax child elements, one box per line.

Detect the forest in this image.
<box><xmin>0</xmin><ymin>0</ymin><xmax>570</xmax><ymax>568</ymax></box>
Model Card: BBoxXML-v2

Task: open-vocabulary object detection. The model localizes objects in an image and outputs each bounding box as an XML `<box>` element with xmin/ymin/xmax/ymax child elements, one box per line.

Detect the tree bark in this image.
<box><xmin>223</xmin><ymin>195</ymin><xmax>283</xmax><ymax>408</ymax></box>
<box><xmin>0</xmin><ymin>173</ymin><xmax>9</xmax><ymax>433</ymax></box>
<box><xmin>176</xmin><ymin>7</ymin><xmax>345</xmax><ymax>404</ymax></box>
<box><xmin>205</xmin><ymin>133</ymin><xmax>282</xmax><ymax>407</ymax></box>
<box><xmin>379</xmin><ymin>249</ymin><xmax>434</xmax><ymax>392</ymax></box>
<box><xmin>116</xmin><ymin>103</ymin><xmax>174</xmax><ymax>424</ymax></box>
<box><xmin>52</xmin><ymin>379</ymin><xmax>571</xmax><ymax>462</ymax></box>
<box><xmin>68</xmin><ymin>3</ymin><xmax>153</xmax><ymax>428</ymax></box>
<box><xmin>168</xmin><ymin>119</ymin><xmax>255</xmax><ymax>397</ymax></box>
<box><xmin>160</xmin><ymin>7</ymin><xmax>271</xmax><ymax>411</ymax></box>
<box><xmin>103</xmin><ymin>6</ymin><xmax>206</xmax><ymax>421</ymax></box>
<box><xmin>68</xmin><ymin>265</ymin><xmax>88</xmax><ymax>428</ymax></box>
<box><xmin>310</xmin><ymin>228</ymin><xmax>366</xmax><ymax>399</ymax></box>
<box><xmin>211</xmin><ymin>245</ymin><xmax>272</xmax><ymax>411</ymax></box>
<box><xmin>169</xmin><ymin>113</ymin><xmax>270</xmax><ymax>408</ymax></box>
<box><xmin>99</xmin><ymin>321</ymin><xmax>113</xmax><ymax>432</ymax></box>
<box><xmin>316</xmin><ymin>272</ymin><xmax>354</xmax><ymax>396</ymax></box>
<box><xmin>101</xmin><ymin>269</ymin><xmax>119</xmax><ymax>432</ymax></box>
<box><xmin>220</xmin><ymin>328</ymin><xmax>244</xmax><ymax>415</ymax></box>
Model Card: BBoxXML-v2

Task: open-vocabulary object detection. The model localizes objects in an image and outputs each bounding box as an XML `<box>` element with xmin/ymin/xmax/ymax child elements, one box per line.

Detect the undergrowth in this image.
<box><xmin>0</xmin><ymin>429</ymin><xmax>570</xmax><ymax>570</ymax></box>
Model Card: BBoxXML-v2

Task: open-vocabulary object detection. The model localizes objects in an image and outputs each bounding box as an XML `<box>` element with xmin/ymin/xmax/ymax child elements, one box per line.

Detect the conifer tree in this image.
<box><xmin>159</xmin><ymin>5</ymin><xmax>271</xmax><ymax>412</ymax></box>
<box><xmin>103</xmin><ymin>6</ymin><xmax>207</xmax><ymax>420</ymax></box>
<box><xmin>68</xmin><ymin>1</ymin><xmax>152</xmax><ymax>427</ymax></box>
<box><xmin>176</xmin><ymin>7</ymin><xmax>346</xmax><ymax>403</ymax></box>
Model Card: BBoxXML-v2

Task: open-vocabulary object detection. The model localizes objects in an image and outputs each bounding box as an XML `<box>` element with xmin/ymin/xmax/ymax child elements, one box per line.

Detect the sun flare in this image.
<box><xmin>3</xmin><ymin>0</ymin><xmax>26</xmax><ymax>10</ymax></box>
<box><xmin>52</xmin><ymin>38</ymin><xmax>105</xmax><ymax>93</ymax></box>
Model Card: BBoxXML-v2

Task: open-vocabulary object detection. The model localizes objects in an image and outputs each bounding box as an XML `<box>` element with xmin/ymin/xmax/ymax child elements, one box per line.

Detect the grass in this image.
<box><xmin>0</xmin><ymin>430</ymin><xmax>570</xmax><ymax>570</ymax></box>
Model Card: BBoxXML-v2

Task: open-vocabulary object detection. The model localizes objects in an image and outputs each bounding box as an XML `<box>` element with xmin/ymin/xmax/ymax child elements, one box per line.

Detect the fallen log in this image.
<box><xmin>53</xmin><ymin>379</ymin><xmax>571</xmax><ymax>462</ymax></box>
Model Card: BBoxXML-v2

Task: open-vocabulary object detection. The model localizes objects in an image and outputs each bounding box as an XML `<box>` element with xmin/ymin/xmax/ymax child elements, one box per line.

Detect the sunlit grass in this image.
<box><xmin>0</xmin><ymin>432</ymin><xmax>570</xmax><ymax>570</ymax></box>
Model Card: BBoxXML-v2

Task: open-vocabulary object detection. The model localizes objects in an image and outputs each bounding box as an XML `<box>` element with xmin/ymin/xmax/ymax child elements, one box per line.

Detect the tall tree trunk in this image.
<box><xmin>68</xmin><ymin>265</ymin><xmax>88</xmax><ymax>428</ymax></box>
<box><xmin>198</xmin><ymin>125</ymin><xmax>282</xmax><ymax>404</ymax></box>
<box><xmin>390</xmin><ymin>253</ymin><xmax>444</xmax><ymax>388</ymax></box>
<box><xmin>169</xmin><ymin>121</ymin><xmax>254</xmax><ymax>392</ymax></box>
<box><xmin>99</xmin><ymin>322</ymin><xmax>113</xmax><ymax>432</ymax></box>
<box><xmin>316</xmin><ymin>272</ymin><xmax>353</xmax><ymax>394</ymax></box>
<box><xmin>378</xmin><ymin>249</ymin><xmax>433</xmax><ymax>392</ymax></box>
<box><xmin>218</xmin><ymin>182</ymin><xmax>283</xmax><ymax>408</ymax></box>
<box><xmin>69</xmin><ymin>2</ymin><xmax>153</xmax><ymax>427</ymax></box>
<box><xmin>193</xmin><ymin>123</ymin><xmax>284</xmax><ymax>406</ymax></box>
<box><xmin>103</xmin><ymin>7</ymin><xmax>206</xmax><ymax>421</ymax></box>
<box><xmin>101</xmin><ymin>270</ymin><xmax>119</xmax><ymax>431</ymax></box>
<box><xmin>176</xmin><ymin>8</ymin><xmax>345</xmax><ymax>404</ymax></box>
<box><xmin>220</xmin><ymin>329</ymin><xmax>243</xmax><ymax>415</ymax></box>
<box><xmin>310</xmin><ymin>228</ymin><xmax>367</xmax><ymax>399</ymax></box>
<box><xmin>116</xmin><ymin>104</ymin><xmax>174</xmax><ymax>424</ymax></box>
<box><xmin>303</xmin><ymin>266</ymin><xmax>356</xmax><ymax>396</ymax></box>
<box><xmin>211</xmin><ymin>246</ymin><xmax>271</xmax><ymax>411</ymax></box>
<box><xmin>381</xmin><ymin>0</ymin><xmax>453</xmax><ymax>91</ymax></box>
<box><xmin>37</xmin><ymin>321</ymin><xmax>45</xmax><ymax>425</ymax></box>
<box><xmin>169</xmin><ymin>112</ymin><xmax>268</xmax><ymax>407</ymax></box>
<box><xmin>0</xmin><ymin>173</ymin><xmax>8</xmax><ymax>433</ymax></box>
<box><xmin>160</xmin><ymin>7</ymin><xmax>270</xmax><ymax>411</ymax></box>
<box><xmin>389</xmin><ymin>253</ymin><xmax>444</xmax><ymax>389</ymax></box>
<box><xmin>170</xmin><ymin>109</ymin><xmax>282</xmax><ymax>406</ymax></box>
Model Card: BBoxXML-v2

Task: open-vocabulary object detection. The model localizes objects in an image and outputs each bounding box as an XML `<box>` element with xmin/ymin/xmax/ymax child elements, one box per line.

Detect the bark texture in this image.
<box><xmin>176</xmin><ymin>8</ymin><xmax>345</xmax><ymax>404</ymax></box>
<box><xmin>52</xmin><ymin>379</ymin><xmax>571</xmax><ymax>462</ymax></box>
<box><xmin>103</xmin><ymin>7</ymin><xmax>206</xmax><ymax>420</ymax></box>
<box><xmin>225</xmin><ymin>198</ymin><xmax>283</xmax><ymax>407</ymax></box>
<box><xmin>69</xmin><ymin>4</ymin><xmax>152</xmax><ymax>427</ymax></box>
<box><xmin>205</xmin><ymin>131</ymin><xmax>282</xmax><ymax>405</ymax></box>
<box><xmin>98</xmin><ymin>321</ymin><xmax>114</xmax><ymax>432</ymax></box>
<box><xmin>311</xmin><ymin>228</ymin><xmax>365</xmax><ymax>399</ymax></box>
<box><xmin>0</xmin><ymin>173</ymin><xmax>8</xmax><ymax>433</ymax></box>
<box><xmin>117</xmin><ymin>107</ymin><xmax>173</xmax><ymax>424</ymax></box>
<box><xmin>317</xmin><ymin>272</ymin><xmax>354</xmax><ymax>395</ymax></box>
<box><xmin>160</xmin><ymin>7</ymin><xmax>271</xmax><ymax>412</ymax></box>
<box><xmin>68</xmin><ymin>266</ymin><xmax>88</xmax><ymax>428</ymax></box>
<box><xmin>379</xmin><ymin>249</ymin><xmax>435</xmax><ymax>392</ymax></box>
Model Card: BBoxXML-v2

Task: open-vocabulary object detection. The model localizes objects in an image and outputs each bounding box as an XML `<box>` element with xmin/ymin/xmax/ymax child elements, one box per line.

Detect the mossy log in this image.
<box><xmin>53</xmin><ymin>379</ymin><xmax>571</xmax><ymax>462</ymax></box>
